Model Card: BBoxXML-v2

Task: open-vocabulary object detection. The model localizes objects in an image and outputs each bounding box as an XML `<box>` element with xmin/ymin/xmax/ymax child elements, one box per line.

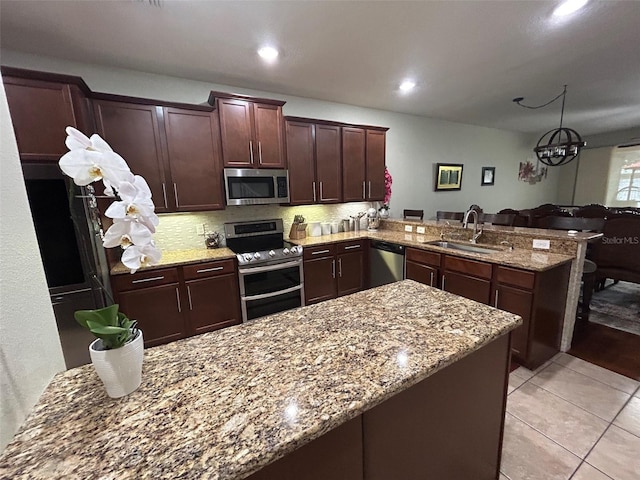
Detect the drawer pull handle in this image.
<box><xmin>132</xmin><ymin>276</ymin><xmax>165</xmax><ymax>284</ymax></box>
<box><xmin>312</xmin><ymin>249</ymin><xmax>330</xmax><ymax>255</ymax></box>
<box><xmin>344</xmin><ymin>244</ymin><xmax>360</xmax><ymax>250</ymax></box>
<box><xmin>196</xmin><ymin>266</ymin><xmax>224</xmax><ymax>274</ymax></box>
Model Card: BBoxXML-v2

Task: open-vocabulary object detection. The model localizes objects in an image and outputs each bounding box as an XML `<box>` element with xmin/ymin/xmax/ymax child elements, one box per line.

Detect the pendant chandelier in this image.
<box><xmin>513</xmin><ymin>85</ymin><xmax>586</xmax><ymax>166</ymax></box>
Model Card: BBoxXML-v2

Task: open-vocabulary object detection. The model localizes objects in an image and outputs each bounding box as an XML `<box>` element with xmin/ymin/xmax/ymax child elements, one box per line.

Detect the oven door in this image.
<box><xmin>238</xmin><ymin>259</ymin><xmax>304</xmax><ymax>321</ymax></box>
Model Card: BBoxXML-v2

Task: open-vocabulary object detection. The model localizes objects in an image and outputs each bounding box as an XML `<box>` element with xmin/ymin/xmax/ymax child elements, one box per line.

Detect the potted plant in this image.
<box><xmin>75</xmin><ymin>304</ymin><xmax>144</xmax><ymax>398</ymax></box>
<box><xmin>58</xmin><ymin>126</ymin><xmax>161</xmax><ymax>397</ymax></box>
<box><xmin>378</xmin><ymin>166</ymin><xmax>393</xmax><ymax>218</ymax></box>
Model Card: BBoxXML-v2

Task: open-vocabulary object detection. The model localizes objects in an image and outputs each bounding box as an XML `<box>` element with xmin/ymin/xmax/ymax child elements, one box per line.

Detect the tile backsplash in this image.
<box><xmin>154</xmin><ymin>202</ymin><xmax>374</xmax><ymax>250</ymax></box>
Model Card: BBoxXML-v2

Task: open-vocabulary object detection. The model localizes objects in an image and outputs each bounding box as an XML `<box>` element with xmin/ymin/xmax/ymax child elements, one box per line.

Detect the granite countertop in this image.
<box><xmin>110</xmin><ymin>247</ymin><xmax>236</xmax><ymax>275</ymax></box>
<box><xmin>291</xmin><ymin>230</ymin><xmax>575</xmax><ymax>272</ymax></box>
<box><xmin>0</xmin><ymin>280</ymin><xmax>521</xmax><ymax>480</ymax></box>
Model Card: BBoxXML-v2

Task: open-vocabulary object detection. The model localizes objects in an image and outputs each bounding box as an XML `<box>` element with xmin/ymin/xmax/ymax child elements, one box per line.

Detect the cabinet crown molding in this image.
<box><xmin>208</xmin><ymin>90</ymin><xmax>286</xmax><ymax>107</ymax></box>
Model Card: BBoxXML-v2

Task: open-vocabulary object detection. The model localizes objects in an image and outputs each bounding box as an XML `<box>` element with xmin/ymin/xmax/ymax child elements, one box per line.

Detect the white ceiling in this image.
<box><xmin>2</xmin><ymin>0</ymin><xmax>639</xmax><ymax>137</ymax></box>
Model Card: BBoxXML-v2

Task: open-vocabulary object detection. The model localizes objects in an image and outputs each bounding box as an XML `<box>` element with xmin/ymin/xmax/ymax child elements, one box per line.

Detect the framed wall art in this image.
<box><xmin>435</xmin><ymin>163</ymin><xmax>463</xmax><ymax>191</ymax></box>
<box><xmin>481</xmin><ymin>166</ymin><xmax>495</xmax><ymax>186</ymax></box>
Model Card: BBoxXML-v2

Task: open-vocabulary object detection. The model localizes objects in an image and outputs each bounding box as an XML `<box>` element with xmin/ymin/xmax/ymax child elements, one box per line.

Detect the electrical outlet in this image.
<box><xmin>404</xmin><ymin>225</ymin><xmax>413</xmax><ymax>232</ymax></box>
<box><xmin>416</xmin><ymin>226</ymin><xmax>426</xmax><ymax>234</ymax></box>
<box><xmin>532</xmin><ymin>239</ymin><xmax>550</xmax><ymax>250</ymax></box>
<box><xmin>196</xmin><ymin>224</ymin><xmax>205</xmax><ymax>235</ymax></box>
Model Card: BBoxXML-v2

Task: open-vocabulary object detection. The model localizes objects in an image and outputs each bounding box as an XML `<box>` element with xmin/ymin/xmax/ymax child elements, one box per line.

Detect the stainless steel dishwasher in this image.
<box><xmin>370</xmin><ymin>240</ymin><xmax>405</xmax><ymax>287</ymax></box>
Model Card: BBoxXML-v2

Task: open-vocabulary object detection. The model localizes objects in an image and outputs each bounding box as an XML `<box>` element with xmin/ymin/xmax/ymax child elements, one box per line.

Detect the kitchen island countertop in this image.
<box><xmin>0</xmin><ymin>280</ymin><xmax>521</xmax><ymax>480</ymax></box>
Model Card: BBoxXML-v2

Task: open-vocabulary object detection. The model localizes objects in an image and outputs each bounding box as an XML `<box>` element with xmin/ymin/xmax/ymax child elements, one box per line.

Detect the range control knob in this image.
<box><xmin>236</xmin><ymin>254</ymin><xmax>244</xmax><ymax>263</ymax></box>
<box><xmin>268</xmin><ymin>250</ymin><xmax>276</xmax><ymax>257</ymax></box>
<box><xmin>243</xmin><ymin>253</ymin><xmax>252</xmax><ymax>262</ymax></box>
<box><xmin>283</xmin><ymin>248</ymin><xmax>290</xmax><ymax>255</ymax></box>
<box><xmin>292</xmin><ymin>246</ymin><xmax>301</xmax><ymax>254</ymax></box>
<box><xmin>253</xmin><ymin>252</ymin><xmax>261</xmax><ymax>260</ymax></box>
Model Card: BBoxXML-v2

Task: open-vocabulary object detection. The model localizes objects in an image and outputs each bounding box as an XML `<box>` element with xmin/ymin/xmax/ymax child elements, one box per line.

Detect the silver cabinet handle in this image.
<box><xmin>173</xmin><ymin>183</ymin><xmax>179</xmax><ymax>207</ymax></box>
<box><xmin>362</xmin><ymin>181</ymin><xmax>366</xmax><ymax>199</ymax></box>
<box><xmin>161</xmin><ymin>183</ymin><xmax>168</xmax><ymax>208</ymax></box>
<box><xmin>312</xmin><ymin>249</ymin><xmax>330</xmax><ymax>255</ymax></box>
<box><xmin>494</xmin><ymin>290</ymin><xmax>499</xmax><ymax>308</ymax></box>
<box><xmin>176</xmin><ymin>288</ymin><xmax>182</xmax><ymax>313</ymax></box>
<box><xmin>258</xmin><ymin>141</ymin><xmax>263</xmax><ymax>164</ymax></box>
<box><xmin>442</xmin><ymin>275</ymin><xmax>446</xmax><ymax>291</ymax></box>
<box><xmin>312</xmin><ymin>181</ymin><xmax>317</xmax><ymax>202</ymax></box>
<box><xmin>344</xmin><ymin>244</ymin><xmax>360</xmax><ymax>250</ymax></box>
<box><xmin>512</xmin><ymin>348</ymin><xmax>521</xmax><ymax>354</ymax></box>
<box><xmin>319</xmin><ymin>181</ymin><xmax>324</xmax><ymax>200</ymax></box>
<box><xmin>132</xmin><ymin>275</ymin><xmax>165</xmax><ymax>284</ymax></box>
<box><xmin>249</xmin><ymin>140</ymin><xmax>254</xmax><ymax>164</ymax></box>
<box><xmin>368</xmin><ymin>181</ymin><xmax>371</xmax><ymax>198</ymax></box>
<box><xmin>197</xmin><ymin>266</ymin><xmax>224</xmax><ymax>274</ymax></box>
<box><xmin>430</xmin><ymin>271</ymin><xmax>434</xmax><ymax>287</ymax></box>
<box><xmin>331</xmin><ymin>259</ymin><xmax>336</xmax><ymax>278</ymax></box>
<box><xmin>187</xmin><ymin>285</ymin><xmax>193</xmax><ymax>311</ymax></box>
<box><xmin>338</xmin><ymin>258</ymin><xmax>343</xmax><ymax>277</ymax></box>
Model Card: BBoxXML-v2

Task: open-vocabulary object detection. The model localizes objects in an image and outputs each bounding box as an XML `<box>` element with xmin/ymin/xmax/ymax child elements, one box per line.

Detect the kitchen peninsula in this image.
<box><xmin>0</xmin><ymin>280</ymin><xmax>521</xmax><ymax>480</ymax></box>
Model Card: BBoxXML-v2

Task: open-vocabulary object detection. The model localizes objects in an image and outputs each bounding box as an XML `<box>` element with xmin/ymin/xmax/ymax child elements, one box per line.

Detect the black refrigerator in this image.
<box><xmin>22</xmin><ymin>163</ymin><xmax>112</xmax><ymax>369</ymax></box>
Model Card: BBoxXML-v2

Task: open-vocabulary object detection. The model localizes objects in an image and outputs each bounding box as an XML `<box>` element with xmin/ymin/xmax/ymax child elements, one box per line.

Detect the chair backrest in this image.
<box><xmin>436</xmin><ymin>211</ymin><xmax>464</xmax><ymax>222</ymax></box>
<box><xmin>403</xmin><ymin>209</ymin><xmax>424</xmax><ymax>220</ymax></box>
<box><xmin>592</xmin><ymin>214</ymin><xmax>640</xmax><ymax>282</ymax></box>
<box><xmin>574</xmin><ymin>204</ymin><xmax>611</xmax><ymax>219</ymax></box>
<box><xmin>479</xmin><ymin>213</ymin><xmax>516</xmax><ymax>226</ymax></box>
<box><xmin>534</xmin><ymin>216</ymin><xmax>606</xmax><ymax>232</ymax></box>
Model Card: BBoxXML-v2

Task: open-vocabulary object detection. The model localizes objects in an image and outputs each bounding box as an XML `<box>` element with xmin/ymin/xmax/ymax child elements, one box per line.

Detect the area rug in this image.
<box><xmin>589</xmin><ymin>281</ymin><xmax>640</xmax><ymax>335</ymax></box>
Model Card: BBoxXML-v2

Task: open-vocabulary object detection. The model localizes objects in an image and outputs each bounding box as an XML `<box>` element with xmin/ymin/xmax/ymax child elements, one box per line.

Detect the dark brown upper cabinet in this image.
<box><xmin>210</xmin><ymin>91</ymin><xmax>286</xmax><ymax>169</ymax></box>
<box><xmin>93</xmin><ymin>96</ymin><xmax>223</xmax><ymax>213</ymax></box>
<box><xmin>285</xmin><ymin>117</ymin><xmax>342</xmax><ymax>205</ymax></box>
<box><xmin>342</xmin><ymin>126</ymin><xmax>388</xmax><ymax>202</ymax></box>
<box><xmin>2</xmin><ymin>67</ymin><xmax>94</xmax><ymax>163</ymax></box>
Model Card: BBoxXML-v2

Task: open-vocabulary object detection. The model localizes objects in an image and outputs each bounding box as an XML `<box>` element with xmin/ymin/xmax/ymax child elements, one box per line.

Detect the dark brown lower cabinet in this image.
<box><xmin>112</xmin><ymin>260</ymin><xmax>241</xmax><ymax>348</ymax></box>
<box><xmin>246</xmin><ymin>333</ymin><xmax>510</xmax><ymax>480</ymax></box>
<box><xmin>337</xmin><ymin>245</ymin><xmax>366</xmax><ymax>296</ymax></box>
<box><xmin>442</xmin><ymin>255</ymin><xmax>492</xmax><ymax>304</ymax></box>
<box><xmin>405</xmin><ymin>247</ymin><xmax>440</xmax><ymax>288</ymax></box>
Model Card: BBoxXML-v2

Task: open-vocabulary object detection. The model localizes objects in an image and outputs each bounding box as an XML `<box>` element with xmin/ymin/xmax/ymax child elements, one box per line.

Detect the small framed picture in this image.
<box><xmin>481</xmin><ymin>167</ymin><xmax>495</xmax><ymax>186</ymax></box>
<box><xmin>435</xmin><ymin>163</ymin><xmax>463</xmax><ymax>191</ymax></box>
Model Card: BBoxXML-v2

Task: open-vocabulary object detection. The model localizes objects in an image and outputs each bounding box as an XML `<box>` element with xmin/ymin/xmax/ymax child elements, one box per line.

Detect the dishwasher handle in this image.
<box><xmin>370</xmin><ymin>240</ymin><xmax>405</xmax><ymax>255</ymax></box>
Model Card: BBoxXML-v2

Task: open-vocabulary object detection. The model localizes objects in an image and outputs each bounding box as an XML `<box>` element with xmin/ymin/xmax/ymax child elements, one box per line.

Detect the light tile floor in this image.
<box><xmin>501</xmin><ymin>353</ymin><xmax>640</xmax><ymax>480</ymax></box>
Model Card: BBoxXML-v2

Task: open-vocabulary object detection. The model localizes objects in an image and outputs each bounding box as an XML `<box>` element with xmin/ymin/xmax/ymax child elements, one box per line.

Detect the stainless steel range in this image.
<box><xmin>224</xmin><ymin>219</ymin><xmax>304</xmax><ymax>322</ymax></box>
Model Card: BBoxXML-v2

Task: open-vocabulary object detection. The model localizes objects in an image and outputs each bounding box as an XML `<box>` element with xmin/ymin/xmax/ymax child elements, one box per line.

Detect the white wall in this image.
<box><xmin>0</xmin><ymin>81</ymin><xmax>66</xmax><ymax>451</ymax></box>
<box><xmin>1</xmin><ymin>50</ymin><xmax>560</xmax><ymax>219</ymax></box>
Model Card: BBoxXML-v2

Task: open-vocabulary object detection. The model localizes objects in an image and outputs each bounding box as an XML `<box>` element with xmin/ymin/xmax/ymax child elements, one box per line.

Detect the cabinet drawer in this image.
<box><xmin>443</xmin><ymin>255</ymin><xmax>492</xmax><ymax>279</ymax></box>
<box><xmin>303</xmin><ymin>243</ymin><xmax>337</xmax><ymax>260</ymax></box>
<box><xmin>183</xmin><ymin>259</ymin><xmax>236</xmax><ymax>280</ymax></box>
<box><xmin>496</xmin><ymin>266</ymin><xmax>535</xmax><ymax>290</ymax></box>
<box><xmin>111</xmin><ymin>267</ymin><xmax>179</xmax><ymax>292</ymax></box>
<box><xmin>406</xmin><ymin>248</ymin><xmax>441</xmax><ymax>268</ymax></box>
<box><xmin>337</xmin><ymin>240</ymin><xmax>366</xmax><ymax>254</ymax></box>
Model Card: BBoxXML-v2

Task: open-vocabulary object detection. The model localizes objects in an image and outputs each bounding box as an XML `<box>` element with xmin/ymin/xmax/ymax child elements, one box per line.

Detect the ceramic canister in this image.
<box><xmin>330</xmin><ymin>222</ymin><xmax>339</xmax><ymax>234</ymax></box>
<box><xmin>308</xmin><ymin>222</ymin><xmax>322</xmax><ymax>237</ymax></box>
<box><xmin>321</xmin><ymin>223</ymin><xmax>331</xmax><ymax>235</ymax></box>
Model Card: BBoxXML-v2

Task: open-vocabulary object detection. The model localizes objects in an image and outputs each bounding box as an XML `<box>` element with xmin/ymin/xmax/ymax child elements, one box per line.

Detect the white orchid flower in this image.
<box><xmin>104</xmin><ymin>176</ymin><xmax>158</xmax><ymax>232</ymax></box>
<box><xmin>121</xmin><ymin>243</ymin><xmax>162</xmax><ymax>274</ymax></box>
<box><xmin>64</xmin><ymin>126</ymin><xmax>113</xmax><ymax>153</ymax></box>
<box><xmin>103</xmin><ymin>220</ymin><xmax>153</xmax><ymax>249</ymax></box>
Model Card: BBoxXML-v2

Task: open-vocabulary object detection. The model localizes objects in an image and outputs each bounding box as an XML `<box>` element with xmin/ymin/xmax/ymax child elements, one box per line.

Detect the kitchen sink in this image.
<box><xmin>421</xmin><ymin>240</ymin><xmax>503</xmax><ymax>255</ymax></box>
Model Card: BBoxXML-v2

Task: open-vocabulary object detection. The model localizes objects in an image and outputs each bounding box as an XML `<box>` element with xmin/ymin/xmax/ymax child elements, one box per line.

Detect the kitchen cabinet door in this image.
<box><xmin>342</xmin><ymin>127</ymin><xmax>366</xmax><ymax>202</ymax></box>
<box><xmin>253</xmin><ymin>102</ymin><xmax>285</xmax><ymax>168</ymax></box>
<box><xmin>285</xmin><ymin>120</ymin><xmax>316</xmax><ymax>204</ymax></box>
<box><xmin>494</xmin><ymin>284</ymin><xmax>532</xmax><ymax>360</ymax></box>
<box><xmin>217</xmin><ymin>98</ymin><xmax>254</xmax><ymax>167</ymax></box>
<box><xmin>315</xmin><ymin>124</ymin><xmax>342</xmax><ymax>203</ymax></box>
<box><xmin>3</xmin><ymin>76</ymin><xmax>90</xmax><ymax>162</ymax></box>
<box><xmin>162</xmin><ymin>107</ymin><xmax>224</xmax><ymax>211</ymax></box>
<box><xmin>442</xmin><ymin>271</ymin><xmax>491</xmax><ymax>304</ymax></box>
<box><xmin>406</xmin><ymin>261</ymin><xmax>439</xmax><ymax>288</ymax></box>
<box><xmin>184</xmin><ymin>274</ymin><xmax>242</xmax><ymax>335</ymax></box>
<box><xmin>117</xmin><ymin>283</ymin><xmax>186</xmax><ymax>348</ymax></box>
<box><xmin>337</xmin><ymin>251</ymin><xmax>365</xmax><ymax>296</ymax></box>
<box><xmin>365</xmin><ymin>129</ymin><xmax>386</xmax><ymax>201</ymax></box>
<box><xmin>304</xmin><ymin>256</ymin><xmax>337</xmax><ymax>304</ymax></box>
<box><xmin>93</xmin><ymin>100</ymin><xmax>169</xmax><ymax>212</ymax></box>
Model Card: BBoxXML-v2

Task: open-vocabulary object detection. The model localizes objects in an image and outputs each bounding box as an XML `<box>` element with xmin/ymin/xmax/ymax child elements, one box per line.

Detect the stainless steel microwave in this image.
<box><xmin>223</xmin><ymin>168</ymin><xmax>290</xmax><ymax>206</ymax></box>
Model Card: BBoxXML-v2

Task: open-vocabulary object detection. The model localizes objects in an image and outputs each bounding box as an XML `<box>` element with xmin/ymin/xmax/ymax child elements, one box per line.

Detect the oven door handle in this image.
<box><xmin>239</xmin><ymin>260</ymin><xmax>302</xmax><ymax>275</ymax></box>
<box><xmin>242</xmin><ymin>284</ymin><xmax>303</xmax><ymax>302</ymax></box>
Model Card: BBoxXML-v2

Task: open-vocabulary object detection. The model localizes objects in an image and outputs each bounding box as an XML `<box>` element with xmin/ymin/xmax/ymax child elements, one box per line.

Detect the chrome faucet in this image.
<box><xmin>462</xmin><ymin>208</ymin><xmax>483</xmax><ymax>244</ymax></box>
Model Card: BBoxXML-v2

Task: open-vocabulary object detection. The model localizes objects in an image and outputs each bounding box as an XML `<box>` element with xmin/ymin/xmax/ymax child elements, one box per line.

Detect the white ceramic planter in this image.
<box><xmin>379</xmin><ymin>209</ymin><xmax>390</xmax><ymax>219</ymax></box>
<box><xmin>89</xmin><ymin>330</ymin><xmax>144</xmax><ymax>398</ymax></box>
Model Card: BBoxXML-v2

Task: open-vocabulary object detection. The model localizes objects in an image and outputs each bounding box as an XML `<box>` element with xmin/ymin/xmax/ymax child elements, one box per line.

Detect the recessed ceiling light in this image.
<box><xmin>553</xmin><ymin>0</ymin><xmax>588</xmax><ymax>17</ymax></box>
<box><xmin>258</xmin><ymin>46</ymin><xmax>279</xmax><ymax>61</ymax></box>
<box><xmin>399</xmin><ymin>80</ymin><xmax>416</xmax><ymax>93</ymax></box>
